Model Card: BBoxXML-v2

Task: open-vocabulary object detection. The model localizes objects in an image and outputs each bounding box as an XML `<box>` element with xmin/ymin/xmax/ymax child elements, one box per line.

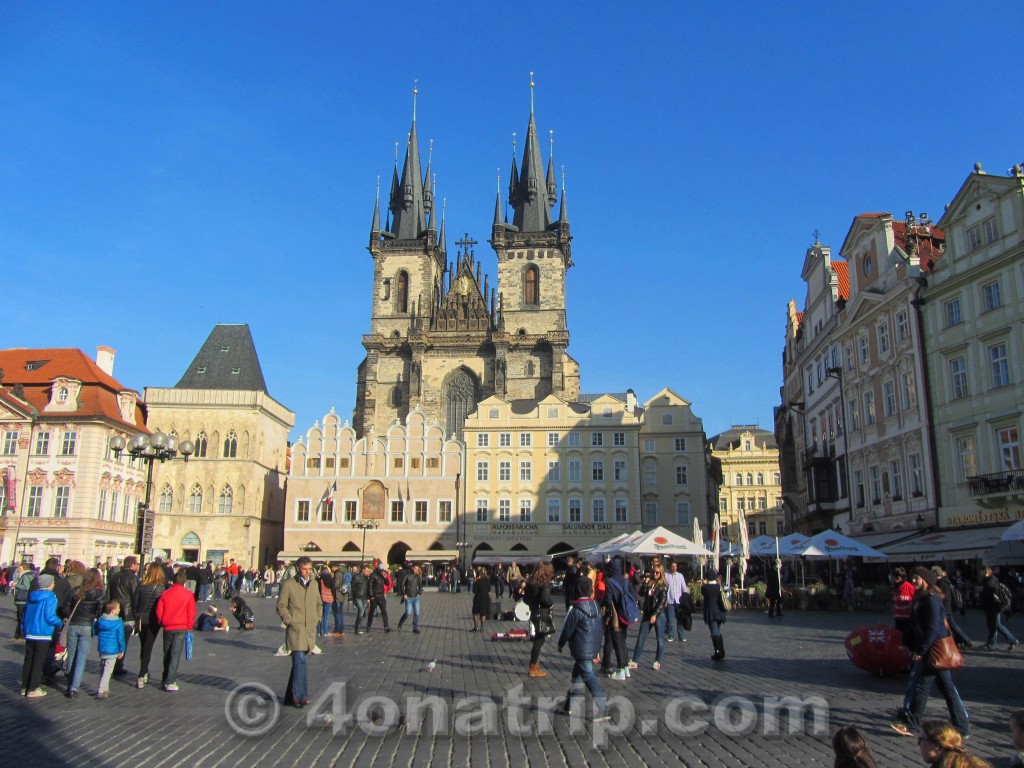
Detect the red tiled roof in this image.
<box><xmin>795</xmin><ymin>311</ymin><xmax>805</xmax><ymax>327</ymax></box>
<box><xmin>892</xmin><ymin>221</ymin><xmax>945</xmax><ymax>272</ymax></box>
<box><xmin>0</xmin><ymin>348</ymin><xmax>146</xmax><ymax>430</ymax></box>
<box><xmin>831</xmin><ymin>260</ymin><xmax>850</xmax><ymax>300</ymax></box>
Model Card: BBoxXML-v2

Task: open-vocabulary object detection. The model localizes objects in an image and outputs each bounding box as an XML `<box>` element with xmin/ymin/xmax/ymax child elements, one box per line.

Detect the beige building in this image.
<box><xmin>926</xmin><ymin>165</ymin><xmax>1024</xmax><ymax>532</ymax></box>
<box><xmin>0</xmin><ymin>347</ymin><xmax>148</xmax><ymax>566</ymax></box>
<box><xmin>284</xmin><ymin>407</ymin><xmax>463</xmax><ymax>565</ymax></box>
<box><xmin>710</xmin><ymin>426</ymin><xmax>784</xmax><ymax>541</ymax></box>
<box><xmin>835</xmin><ymin>213</ymin><xmax>943</xmax><ymax>534</ymax></box>
<box><xmin>145</xmin><ymin>325</ymin><xmax>294</xmax><ymax>567</ymax></box>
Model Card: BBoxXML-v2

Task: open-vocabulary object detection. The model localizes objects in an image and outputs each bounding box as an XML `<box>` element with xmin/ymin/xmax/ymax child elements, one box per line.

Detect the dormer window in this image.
<box><xmin>220</xmin><ymin>346</ymin><xmax>230</xmax><ymax>352</ymax></box>
<box><xmin>863</xmin><ymin>254</ymin><xmax>873</xmax><ymax>276</ymax></box>
<box><xmin>231</xmin><ymin>367</ymin><xmax>241</xmax><ymax>375</ymax></box>
<box><xmin>197</xmin><ymin>367</ymin><xmax>207</xmax><ymax>374</ymax></box>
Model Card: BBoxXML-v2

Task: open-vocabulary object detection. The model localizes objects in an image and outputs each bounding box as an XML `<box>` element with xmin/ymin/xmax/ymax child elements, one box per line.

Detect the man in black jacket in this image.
<box><xmin>397</xmin><ymin>565</ymin><xmax>423</xmax><ymax>633</ymax></box>
<box><xmin>107</xmin><ymin>555</ymin><xmax>140</xmax><ymax>675</ymax></box>
<box><xmin>981</xmin><ymin>566</ymin><xmax>1019</xmax><ymax>651</ymax></box>
<box><xmin>350</xmin><ymin>565</ymin><xmax>370</xmax><ymax>635</ymax></box>
<box><xmin>366</xmin><ymin>565</ymin><xmax>391</xmax><ymax>633</ymax></box>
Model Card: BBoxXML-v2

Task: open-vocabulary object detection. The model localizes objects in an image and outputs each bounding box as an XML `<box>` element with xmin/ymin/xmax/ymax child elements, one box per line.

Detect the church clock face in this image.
<box><xmin>456</xmin><ymin>275</ymin><xmax>469</xmax><ymax>295</ymax></box>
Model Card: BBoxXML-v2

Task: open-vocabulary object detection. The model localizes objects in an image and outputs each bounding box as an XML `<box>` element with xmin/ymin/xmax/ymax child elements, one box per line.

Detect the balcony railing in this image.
<box><xmin>966</xmin><ymin>469</ymin><xmax>1024</xmax><ymax>497</ymax></box>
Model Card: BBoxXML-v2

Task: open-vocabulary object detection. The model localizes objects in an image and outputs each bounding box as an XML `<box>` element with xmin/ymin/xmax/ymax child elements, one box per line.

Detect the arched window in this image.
<box><xmin>746</xmin><ymin>473</ymin><xmax>754</xmax><ymax>486</ymax></box>
<box><xmin>188</xmin><ymin>484</ymin><xmax>203</xmax><ymax>515</ymax></box>
<box><xmin>194</xmin><ymin>432</ymin><xmax>208</xmax><ymax>459</ymax></box>
<box><xmin>158</xmin><ymin>485</ymin><xmax>173</xmax><ymax>514</ymax></box>
<box><xmin>397</xmin><ymin>271</ymin><xmax>409</xmax><ymax>313</ymax></box>
<box><xmin>56</xmin><ymin>386</ymin><xmax>69</xmax><ymax>403</ymax></box>
<box><xmin>524</xmin><ymin>265</ymin><xmax>539</xmax><ymax>306</ymax></box>
<box><xmin>735</xmin><ymin>473</ymin><xmax>743</xmax><ymax>486</ymax></box>
<box><xmin>223</xmin><ymin>431</ymin><xmax>238</xmax><ymax>458</ymax></box>
<box><xmin>443</xmin><ymin>369</ymin><xmax>476</xmax><ymax>442</ymax></box>
<box><xmin>218</xmin><ymin>485</ymin><xmax>233</xmax><ymax>515</ymax></box>
<box><xmin>756</xmin><ymin>472</ymin><xmax>764</xmax><ymax>485</ymax></box>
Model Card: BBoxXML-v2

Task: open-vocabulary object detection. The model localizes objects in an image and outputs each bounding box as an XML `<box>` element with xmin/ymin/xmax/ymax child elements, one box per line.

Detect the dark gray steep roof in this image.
<box><xmin>708</xmin><ymin>425</ymin><xmax>777</xmax><ymax>452</ymax></box>
<box><xmin>175</xmin><ymin>324</ymin><xmax>268</xmax><ymax>393</ymax></box>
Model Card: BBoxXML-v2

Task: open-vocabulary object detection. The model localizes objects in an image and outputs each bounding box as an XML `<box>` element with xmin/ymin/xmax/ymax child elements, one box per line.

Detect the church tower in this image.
<box><xmin>355</xmin><ymin>85</ymin><xmax>447</xmax><ymax>437</ymax></box>
<box><xmin>490</xmin><ymin>76</ymin><xmax>579</xmax><ymax>402</ymax></box>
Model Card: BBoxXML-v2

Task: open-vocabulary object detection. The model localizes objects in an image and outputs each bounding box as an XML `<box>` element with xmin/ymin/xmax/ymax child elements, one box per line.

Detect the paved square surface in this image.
<box><xmin>2</xmin><ymin>591</ymin><xmax>1020</xmax><ymax>767</ymax></box>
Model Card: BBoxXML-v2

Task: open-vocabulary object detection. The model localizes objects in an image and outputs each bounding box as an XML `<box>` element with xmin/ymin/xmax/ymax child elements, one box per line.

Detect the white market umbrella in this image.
<box><xmin>794</xmin><ymin>529</ymin><xmax>888</xmax><ymax>559</ymax></box>
<box><xmin>580</xmin><ymin>530</ymin><xmax>644</xmax><ymax>559</ymax></box>
<box><xmin>612</xmin><ymin>526</ymin><xmax>714</xmax><ymax>558</ymax></box>
<box><xmin>737</xmin><ymin>510</ymin><xmax>750</xmax><ymax>589</ymax></box>
<box><xmin>985</xmin><ymin>521</ymin><xmax>1024</xmax><ymax>564</ymax></box>
<box><xmin>1000</xmin><ymin>520</ymin><xmax>1024</xmax><ymax>541</ymax></box>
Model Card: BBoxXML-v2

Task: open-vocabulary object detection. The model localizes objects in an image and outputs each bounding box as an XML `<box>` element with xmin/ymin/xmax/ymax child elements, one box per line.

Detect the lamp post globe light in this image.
<box><xmin>351</xmin><ymin>519</ymin><xmax>380</xmax><ymax>567</ymax></box>
<box><xmin>109</xmin><ymin>430</ymin><xmax>194</xmax><ymax>565</ymax></box>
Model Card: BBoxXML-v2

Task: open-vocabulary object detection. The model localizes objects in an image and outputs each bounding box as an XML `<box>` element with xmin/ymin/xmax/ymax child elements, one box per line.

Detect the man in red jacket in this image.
<box><xmin>156</xmin><ymin>570</ymin><xmax>196</xmax><ymax>692</ymax></box>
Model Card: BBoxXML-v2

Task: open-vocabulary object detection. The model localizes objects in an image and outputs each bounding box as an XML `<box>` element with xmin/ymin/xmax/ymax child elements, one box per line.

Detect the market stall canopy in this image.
<box><xmin>612</xmin><ymin>526</ymin><xmax>714</xmax><ymax>558</ymax></box>
<box><xmin>404</xmin><ymin>550</ymin><xmax>460</xmax><ymax>562</ymax></box>
<box><xmin>985</xmin><ymin>539</ymin><xmax>1024</xmax><ymax>565</ymax></box>
<box><xmin>879</xmin><ymin>525</ymin><xmax>1011</xmax><ymax>562</ymax></box>
<box><xmin>578</xmin><ymin>530</ymin><xmax>643</xmax><ymax>558</ymax></box>
<box><xmin>276</xmin><ymin>551</ymin><xmax>386</xmax><ymax>564</ymax></box>
<box><xmin>795</xmin><ymin>530</ymin><xmax>888</xmax><ymax>559</ymax></box>
<box><xmin>749</xmin><ymin>534</ymin><xmax>810</xmax><ymax>557</ymax></box>
<box><xmin>1000</xmin><ymin>519</ymin><xmax>1024</xmax><ymax>541</ymax></box>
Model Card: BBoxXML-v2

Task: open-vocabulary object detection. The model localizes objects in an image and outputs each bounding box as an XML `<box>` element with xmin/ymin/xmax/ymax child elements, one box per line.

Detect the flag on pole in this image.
<box><xmin>320</xmin><ymin>482</ymin><xmax>336</xmax><ymax>516</ymax></box>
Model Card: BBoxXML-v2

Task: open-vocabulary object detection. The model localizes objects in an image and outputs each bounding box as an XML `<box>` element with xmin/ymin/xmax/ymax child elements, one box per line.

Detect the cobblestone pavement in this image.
<box><xmin>2</xmin><ymin>592</ymin><xmax>1020</xmax><ymax>767</ymax></box>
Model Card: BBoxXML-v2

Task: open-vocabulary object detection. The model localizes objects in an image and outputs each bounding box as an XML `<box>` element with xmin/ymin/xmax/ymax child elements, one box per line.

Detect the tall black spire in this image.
<box><xmin>389</xmin><ymin>83</ymin><xmax>427</xmax><ymax>240</ymax></box>
<box><xmin>509</xmin><ymin>74</ymin><xmax>553</xmax><ymax>233</ymax></box>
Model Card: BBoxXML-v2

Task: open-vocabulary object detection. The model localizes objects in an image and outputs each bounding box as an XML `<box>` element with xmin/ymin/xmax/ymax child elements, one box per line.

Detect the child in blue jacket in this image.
<box><xmin>21</xmin><ymin>573</ymin><xmax>63</xmax><ymax>697</ymax></box>
<box><xmin>94</xmin><ymin>599</ymin><xmax>127</xmax><ymax>699</ymax></box>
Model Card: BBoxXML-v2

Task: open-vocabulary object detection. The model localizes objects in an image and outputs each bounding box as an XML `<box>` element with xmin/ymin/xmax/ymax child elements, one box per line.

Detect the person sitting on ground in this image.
<box><xmin>916</xmin><ymin>719</ymin><xmax>992</xmax><ymax>768</ymax></box>
<box><xmin>832</xmin><ymin>725</ymin><xmax>879</xmax><ymax>768</ymax></box>
<box><xmin>196</xmin><ymin>605</ymin><xmax>229</xmax><ymax>632</ymax></box>
<box><xmin>231</xmin><ymin>596</ymin><xmax>255</xmax><ymax>630</ymax></box>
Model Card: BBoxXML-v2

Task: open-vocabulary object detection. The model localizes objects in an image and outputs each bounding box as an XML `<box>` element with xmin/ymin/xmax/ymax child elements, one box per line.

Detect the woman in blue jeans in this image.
<box><xmin>64</xmin><ymin>568</ymin><xmax>107</xmax><ymax>697</ymax></box>
<box><xmin>629</xmin><ymin>566</ymin><xmax>669</xmax><ymax>670</ymax></box>
<box><xmin>890</xmin><ymin>567</ymin><xmax>970</xmax><ymax>738</ymax></box>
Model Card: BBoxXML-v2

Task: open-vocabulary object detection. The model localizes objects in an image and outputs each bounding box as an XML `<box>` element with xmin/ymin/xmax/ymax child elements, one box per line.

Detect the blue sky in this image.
<box><xmin>3</xmin><ymin>3</ymin><xmax>1022</xmax><ymax>442</ymax></box>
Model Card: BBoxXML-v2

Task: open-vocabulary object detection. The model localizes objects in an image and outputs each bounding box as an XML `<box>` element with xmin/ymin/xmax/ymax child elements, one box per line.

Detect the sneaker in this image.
<box><xmin>610</xmin><ymin>670</ymin><xmax>627</xmax><ymax>681</ymax></box>
<box><xmin>627</xmin><ymin>661</ymin><xmax>638</xmax><ymax>670</ymax></box>
<box><xmin>384</xmin><ymin>627</ymin><xmax>391</xmax><ymax>633</ymax></box>
<box><xmin>652</xmin><ymin>661</ymin><xmax>661</xmax><ymax>670</ymax></box>
<box><xmin>26</xmin><ymin>688</ymin><xmax>47</xmax><ymax>698</ymax></box>
<box><xmin>667</xmin><ymin>637</ymin><xmax>674</xmax><ymax>643</ymax></box>
<box><xmin>95</xmin><ymin>691</ymin><xmax>110</xmax><ymax>700</ymax></box>
<box><xmin>623</xmin><ymin>667</ymin><xmax>631</xmax><ymax>678</ymax></box>
<box><xmin>66</xmin><ymin>689</ymin><xmax>79</xmax><ymax>698</ymax></box>
<box><xmin>164</xmin><ymin>683</ymin><xmax>180</xmax><ymax>692</ymax></box>
<box><xmin>136</xmin><ymin>674</ymin><xmax>148</xmax><ymax>689</ymax></box>
<box><xmin>413</xmin><ymin>629</ymin><xmax>420</xmax><ymax>634</ymax></box>
<box><xmin>981</xmin><ymin>644</ymin><xmax>995</xmax><ymax>651</ymax></box>
<box><xmin>890</xmin><ymin>721</ymin><xmax>913</xmax><ymax>737</ymax></box>
<box><xmin>593</xmin><ymin>713</ymin><xmax>612</xmax><ymax>723</ymax></box>
<box><xmin>1009</xmin><ymin>641</ymin><xmax>1019</xmax><ymax>651</ymax></box>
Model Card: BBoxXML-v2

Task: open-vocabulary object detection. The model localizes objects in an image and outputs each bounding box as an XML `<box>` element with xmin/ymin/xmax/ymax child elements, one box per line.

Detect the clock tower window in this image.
<box><xmin>524</xmin><ymin>265</ymin><xmax>539</xmax><ymax>306</ymax></box>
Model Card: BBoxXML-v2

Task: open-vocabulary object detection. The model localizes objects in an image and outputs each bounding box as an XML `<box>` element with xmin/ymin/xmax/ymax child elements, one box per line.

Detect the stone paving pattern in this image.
<box><xmin>2</xmin><ymin>591</ymin><xmax>1020</xmax><ymax>767</ymax></box>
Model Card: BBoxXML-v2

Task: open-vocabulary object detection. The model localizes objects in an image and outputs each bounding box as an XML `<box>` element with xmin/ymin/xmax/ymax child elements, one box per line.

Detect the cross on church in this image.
<box><xmin>456</xmin><ymin>233</ymin><xmax>477</xmax><ymax>256</ymax></box>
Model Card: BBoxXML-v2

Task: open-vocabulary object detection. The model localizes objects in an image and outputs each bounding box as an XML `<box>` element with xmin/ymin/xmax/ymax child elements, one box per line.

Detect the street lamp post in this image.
<box><xmin>109</xmin><ymin>430</ymin><xmax>194</xmax><ymax>568</ymax></box>
<box><xmin>351</xmin><ymin>519</ymin><xmax>379</xmax><ymax>567</ymax></box>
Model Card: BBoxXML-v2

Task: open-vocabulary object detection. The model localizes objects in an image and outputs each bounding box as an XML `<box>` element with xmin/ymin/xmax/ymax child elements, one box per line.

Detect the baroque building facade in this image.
<box><xmin>709</xmin><ymin>426</ymin><xmax>784</xmax><ymax>541</ymax></box>
<box><xmin>0</xmin><ymin>347</ymin><xmax>148</xmax><ymax>565</ymax></box>
<box><xmin>145</xmin><ymin>325</ymin><xmax>294</xmax><ymax>567</ymax></box>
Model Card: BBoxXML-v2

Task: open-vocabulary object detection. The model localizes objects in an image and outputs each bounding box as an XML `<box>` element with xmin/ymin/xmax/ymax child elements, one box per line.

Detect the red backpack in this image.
<box><xmin>382</xmin><ymin>570</ymin><xmax>393</xmax><ymax>594</ymax></box>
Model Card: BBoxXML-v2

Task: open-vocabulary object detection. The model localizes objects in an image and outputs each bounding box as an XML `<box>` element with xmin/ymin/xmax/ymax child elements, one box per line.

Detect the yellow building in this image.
<box><xmin>710</xmin><ymin>426</ymin><xmax>785</xmax><ymax>541</ymax></box>
<box><xmin>145</xmin><ymin>325</ymin><xmax>294</xmax><ymax>568</ymax></box>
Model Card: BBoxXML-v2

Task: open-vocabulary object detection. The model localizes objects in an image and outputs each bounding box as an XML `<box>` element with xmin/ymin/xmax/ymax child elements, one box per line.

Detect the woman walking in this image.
<box><xmin>701</xmin><ymin>566</ymin><xmax>727</xmax><ymax>662</ymax></box>
<box><xmin>629</xmin><ymin>565</ymin><xmax>669</xmax><ymax>670</ymax></box>
<box><xmin>915</xmin><ymin>720</ymin><xmax>992</xmax><ymax>767</ymax></box>
<box><xmin>891</xmin><ymin>567</ymin><xmax>970</xmax><ymax>738</ymax></box>
<box><xmin>64</xmin><ymin>568</ymin><xmax>107</xmax><ymax>697</ymax></box>
<box><xmin>471</xmin><ymin>567</ymin><xmax>491</xmax><ymax>632</ymax></box>
<box><xmin>524</xmin><ymin>563</ymin><xmax>554</xmax><ymax>677</ymax></box>
<box><xmin>135</xmin><ymin>562</ymin><xmax>167</xmax><ymax>689</ymax></box>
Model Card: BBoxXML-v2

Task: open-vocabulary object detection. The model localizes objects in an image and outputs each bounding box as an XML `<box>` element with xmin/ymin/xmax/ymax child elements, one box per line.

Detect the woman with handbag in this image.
<box><xmin>629</xmin><ymin>566</ymin><xmax>669</xmax><ymax>670</ymax></box>
<box><xmin>64</xmin><ymin>568</ymin><xmax>107</xmax><ymax>698</ymax></box>
<box><xmin>524</xmin><ymin>563</ymin><xmax>555</xmax><ymax>677</ymax></box>
<box><xmin>700</xmin><ymin>566</ymin><xmax>728</xmax><ymax>662</ymax></box>
<box><xmin>891</xmin><ymin>567</ymin><xmax>970</xmax><ymax>738</ymax></box>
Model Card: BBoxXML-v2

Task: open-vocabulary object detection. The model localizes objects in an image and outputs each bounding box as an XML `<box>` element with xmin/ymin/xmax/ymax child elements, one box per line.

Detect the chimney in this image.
<box><xmin>625</xmin><ymin>389</ymin><xmax>637</xmax><ymax>413</ymax></box>
<box><xmin>96</xmin><ymin>346</ymin><xmax>116</xmax><ymax>376</ymax></box>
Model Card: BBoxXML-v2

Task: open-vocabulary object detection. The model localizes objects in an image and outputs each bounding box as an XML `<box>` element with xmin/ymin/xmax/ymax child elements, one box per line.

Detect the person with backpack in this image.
<box><xmin>556</xmin><ymin>576</ymin><xmax>610</xmax><ymax>721</ymax></box>
<box><xmin>316</xmin><ymin>565</ymin><xmax>335</xmax><ymax>638</ymax></box>
<box><xmin>701</xmin><ymin>565</ymin><xmax>728</xmax><ymax>662</ymax></box>
<box><xmin>981</xmin><ymin>566</ymin><xmax>1018</xmax><ymax>651</ymax></box>
<box><xmin>328</xmin><ymin>563</ymin><xmax>348</xmax><ymax>635</ymax></box>
<box><xmin>350</xmin><ymin>564</ymin><xmax>370</xmax><ymax>635</ymax></box>
<box><xmin>602</xmin><ymin>557</ymin><xmax>638</xmax><ymax>680</ymax></box>
<box><xmin>932</xmin><ymin>565</ymin><xmax>972</xmax><ymax>649</ymax></box>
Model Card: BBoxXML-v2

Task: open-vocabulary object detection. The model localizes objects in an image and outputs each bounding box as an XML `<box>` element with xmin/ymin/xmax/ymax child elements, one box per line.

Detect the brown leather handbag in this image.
<box><xmin>927</xmin><ymin>619</ymin><xmax>963</xmax><ymax>670</ymax></box>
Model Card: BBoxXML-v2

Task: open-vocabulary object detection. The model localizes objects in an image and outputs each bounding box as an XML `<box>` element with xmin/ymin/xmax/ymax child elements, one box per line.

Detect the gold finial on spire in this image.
<box><xmin>394</xmin><ymin>141</ymin><xmax>399</xmax><ymax>166</ymax></box>
<box><xmin>530</xmin><ymin>71</ymin><xmax>535</xmax><ymax>113</ymax></box>
<box><xmin>376</xmin><ymin>175</ymin><xmax>380</xmax><ymax>200</ymax></box>
<box><xmin>512</xmin><ymin>131</ymin><xmax>517</xmax><ymax>157</ymax></box>
<box><xmin>549</xmin><ymin>129</ymin><xmax>554</xmax><ymax>159</ymax></box>
<box><xmin>497</xmin><ymin>169</ymin><xmax>501</xmax><ymax>193</ymax></box>
<box><xmin>412</xmin><ymin>78</ymin><xmax>418</xmax><ymax>120</ymax></box>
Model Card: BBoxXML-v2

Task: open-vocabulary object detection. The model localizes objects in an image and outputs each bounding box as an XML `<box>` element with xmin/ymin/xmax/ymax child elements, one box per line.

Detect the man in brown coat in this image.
<box><xmin>276</xmin><ymin>557</ymin><xmax>321</xmax><ymax>708</ymax></box>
